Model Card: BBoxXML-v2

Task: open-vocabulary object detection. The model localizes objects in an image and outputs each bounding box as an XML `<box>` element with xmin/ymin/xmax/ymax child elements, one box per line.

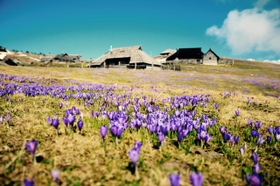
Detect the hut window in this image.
<box><xmin>209</xmin><ymin>57</ymin><xmax>211</xmax><ymax>60</ymax></box>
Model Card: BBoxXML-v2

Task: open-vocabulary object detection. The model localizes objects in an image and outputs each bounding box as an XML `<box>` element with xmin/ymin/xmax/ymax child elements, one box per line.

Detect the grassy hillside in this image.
<box><xmin>0</xmin><ymin>62</ymin><xmax>279</xmax><ymax>185</ymax></box>
<box><xmin>4</xmin><ymin>52</ymin><xmax>40</xmax><ymax>65</ymax></box>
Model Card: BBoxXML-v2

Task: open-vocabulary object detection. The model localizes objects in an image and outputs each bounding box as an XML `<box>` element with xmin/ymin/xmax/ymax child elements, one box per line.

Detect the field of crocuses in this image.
<box><xmin>0</xmin><ymin>62</ymin><xmax>279</xmax><ymax>186</ymax></box>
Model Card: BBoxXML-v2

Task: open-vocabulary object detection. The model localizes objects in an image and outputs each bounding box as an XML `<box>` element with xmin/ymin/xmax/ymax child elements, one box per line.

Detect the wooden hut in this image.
<box><xmin>166</xmin><ymin>48</ymin><xmax>204</xmax><ymax>64</ymax></box>
<box><xmin>203</xmin><ymin>49</ymin><xmax>220</xmax><ymax>65</ymax></box>
<box><xmin>89</xmin><ymin>46</ymin><xmax>162</xmax><ymax>70</ymax></box>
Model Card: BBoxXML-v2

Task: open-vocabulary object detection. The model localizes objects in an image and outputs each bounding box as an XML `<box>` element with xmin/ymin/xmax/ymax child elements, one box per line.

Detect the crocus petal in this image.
<box><xmin>169</xmin><ymin>173</ymin><xmax>180</xmax><ymax>186</ymax></box>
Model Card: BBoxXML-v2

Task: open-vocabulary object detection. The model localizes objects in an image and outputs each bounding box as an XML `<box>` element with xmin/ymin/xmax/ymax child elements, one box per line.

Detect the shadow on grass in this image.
<box><xmin>126</xmin><ymin>162</ymin><xmax>136</xmax><ymax>175</ymax></box>
<box><xmin>172</xmin><ymin>140</ymin><xmax>180</xmax><ymax>148</ymax></box>
<box><xmin>35</xmin><ymin>155</ymin><xmax>44</xmax><ymax>163</ymax></box>
<box><xmin>152</xmin><ymin>142</ymin><xmax>161</xmax><ymax>150</ymax></box>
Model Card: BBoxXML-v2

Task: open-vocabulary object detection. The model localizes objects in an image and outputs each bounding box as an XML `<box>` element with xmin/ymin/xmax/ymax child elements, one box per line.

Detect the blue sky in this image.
<box><xmin>0</xmin><ymin>0</ymin><xmax>279</xmax><ymax>61</ymax></box>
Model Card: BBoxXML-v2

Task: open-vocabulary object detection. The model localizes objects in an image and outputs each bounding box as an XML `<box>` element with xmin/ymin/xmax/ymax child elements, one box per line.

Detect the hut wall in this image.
<box><xmin>203</xmin><ymin>52</ymin><xmax>218</xmax><ymax>65</ymax></box>
<box><xmin>166</xmin><ymin>59</ymin><xmax>202</xmax><ymax>65</ymax></box>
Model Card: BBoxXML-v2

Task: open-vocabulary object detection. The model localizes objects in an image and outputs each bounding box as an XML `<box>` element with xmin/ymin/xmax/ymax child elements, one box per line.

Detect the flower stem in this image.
<box><xmin>135</xmin><ymin>166</ymin><xmax>139</xmax><ymax>179</ymax></box>
<box><xmin>33</xmin><ymin>154</ymin><xmax>37</xmax><ymax>165</ymax></box>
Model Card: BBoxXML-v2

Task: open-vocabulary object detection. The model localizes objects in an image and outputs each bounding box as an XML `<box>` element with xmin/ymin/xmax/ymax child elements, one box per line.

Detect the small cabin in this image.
<box><xmin>203</xmin><ymin>49</ymin><xmax>220</xmax><ymax>65</ymax></box>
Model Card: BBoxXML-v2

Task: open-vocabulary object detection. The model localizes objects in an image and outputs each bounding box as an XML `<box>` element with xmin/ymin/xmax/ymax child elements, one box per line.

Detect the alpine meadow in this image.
<box><xmin>0</xmin><ymin>60</ymin><xmax>279</xmax><ymax>186</ymax></box>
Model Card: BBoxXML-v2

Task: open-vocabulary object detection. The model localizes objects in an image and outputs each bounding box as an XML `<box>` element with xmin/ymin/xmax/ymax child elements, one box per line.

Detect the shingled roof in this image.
<box><xmin>167</xmin><ymin>48</ymin><xmax>204</xmax><ymax>61</ymax></box>
<box><xmin>94</xmin><ymin>46</ymin><xmax>161</xmax><ymax>66</ymax></box>
<box><xmin>160</xmin><ymin>49</ymin><xmax>176</xmax><ymax>56</ymax></box>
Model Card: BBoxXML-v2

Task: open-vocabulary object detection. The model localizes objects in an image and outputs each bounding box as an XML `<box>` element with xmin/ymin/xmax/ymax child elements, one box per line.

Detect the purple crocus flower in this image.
<box><xmin>248</xmin><ymin>118</ymin><xmax>253</xmax><ymax>127</ymax></box>
<box><xmin>251</xmin><ymin>130</ymin><xmax>259</xmax><ymax>138</ymax></box>
<box><xmin>95</xmin><ymin>111</ymin><xmax>100</xmax><ymax>118</ymax></box>
<box><xmin>251</xmin><ymin>152</ymin><xmax>258</xmax><ymax>164</ymax></box>
<box><xmin>77</xmin><ymin>118</ymin><xmax>84</xmax><ymax>131</ymax></box>
<box><xmin>190</xmin><ymin>172</ymin><xmax>203</xmax><ymax>186</ymax></box>
<box><xmin>254</xmin><ymin>121</ymin><xmax>262</xmax><ymax>129</ymax></box>
<box><xmin>246</xmin><ymin>173</ymin><xmax>262</xmax><ymax>186</ymax></box>
<box><xmin>100</xmin><ymin>125</ymin><xmax>108</xmax><ymax>140</ymax></box>
<box><xmin>205</xmin><ymin>134</ymin><xmax>212</xmax><ymax>143</ymax></box>
<box><xmin>267</xmin><ymin>127</ymin><xmax>274</xmax><ymax>135</ymax></box>
<box><xmin>51</xmin><ymin>169</ymin><xmax>60</xmax><ymax>183</ymax></box>
<box><xmin>110</xmin><ymin>125</ymin><xmax>124</xmax><ymax>139</ymax></box>
<box><xmin>75</xmin><ymin>108</ymin><xmax>81</xmax><ymax>115</ymax></box>
<box><xmin>247</xmin><ymin>98</ymin><xmax>251</xmax><ymax>105</ymax></box>
<box><xmin>169</xmin><ymin>173</ymin><xmax>180</xmax><ymax>186</ymax></box>
<box><xmin>5</xmin><ymin>114</ymin><xmax>11</xmax><ymax>122</ymax></box>
<box><xmin>67</xmin><ymin>114</ymin><xmax>75</xmax><ymax>126</ymax></box>
<box><xmin>62</xmin><ymin>117</ymin><xmax>69</xmax><ymax>127</ymax></box>
<box><xmin>235</xmin><ymin>109</ymin><xmax>240</xmax><ymax>117</ymax></box>
<box><xmin>233</xmin><ymin>136</ymin><xmax>240</xmax><ymax>144</ymax></box>
<box><xmin>239</xmin><ymin>147</ymin><xmax>244</xmax><ymax>155</ymax></box>
<box><xmin>257</xmin><ymin>135</ymin><xmax>265</xmax><ymax>146</ymax></box>
<box><xmin>116</xmin><ymin>127</ymin><xmax>124</xmax><ymax>139</ymax></box>
<box><xmin>0</xmin><ymin>116</ymin><xmax>3</xmax><ymax>123</ymax></box>
<box><xmin>110</xmin><ymin>125</ymin><xmax>118</xmax><ymax>136</ymax></box>
<box><xmin>90</xmin><ymin>110</ymin><xmax>95</xmax><ymax>118</ymax></box>
<box><xmin>267</xmin><ymin>136</ymin><xmax>272</xmax><ymax>143</ymax></box>
<box><xmin>26</xmin><ymin>139</ymin><xmax>38</xmax><ymax>155</ymax></box>
<box><xmin>58</xmin><ymin>102</ymin><xmax>63</xmax><ymax>109</ymax></box>
<box><xmin>275</xmin><ymin>133</ymin><xmax>280</xmax><ymax>141</ymax></box>
<box><xmin>214</xmin><ymin>103</ymin><xmax>219</xmax><ymax>109</ymax></box>
<box><xmin>133</xmin><ymin>141</ymin><xmax>142</xmax><ymax>152</ymax></box>
<box><xmin>158</xmin><ymin>132</ymin><xmax>165</xmax><ymax>145</ymax></box>
<box><xmin>23</xmin><ymin>178</ymin><xmax>34</xmax><ymax>186</ymax></box>
<box><xmin>275</xmin><ymin>126</ymin><xmax>280</xmax><ymax>134</ymax></box>
<box><xmin>223</xmin><ymin>132</ymin><xmax>231</xmax><ymax>143</ymax></box>
<box><xmin>46</xmin><ymin>117</ymin><xmax>53</xmax><ymax>125</ymax></box>
<box><xmin>52</xmin><ymin>118</ymin><xmax>60</xmax><ymax>129</ymax></box>
<box><xmin>219</xmin><ymin>126</ymin><xmax>227</xmax><ymax>134</ymax></box>
<box><xmin>274</xmin><ymin>127</ymin><xmax>280</xmax><ymax>141</ymax></box>
<box><xmin>128</xmin><ymin>148</ymin><xmax>140</xmax><ymax>166</ymax></box>
<box><xmin>197</xmin><ymin>131</ymin><xmax>207</xmax><ymax>141</ymax></box>
<box><xmin>253</xmin><ymin>164</ymin><xmax>261</xmax><ymax>174</ymax></box>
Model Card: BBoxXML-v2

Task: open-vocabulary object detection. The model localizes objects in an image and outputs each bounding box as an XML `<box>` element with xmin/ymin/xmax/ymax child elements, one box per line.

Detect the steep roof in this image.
<box><xmin>54</xmin><ymin>53</ymin><xmax>68</xmax><ymax>59</ymax></box>
<box><xmin>160</xmin><ymin>49</ymin><xmax>176</xmax><ymax>56</ymax></box>
<box><xmin>167</xmin><ymin>48</ymin><xmax>204</xmax><ymax>60</ymax></box>
<box><xmin>94</xmin><ymin>46</ymin><xmax>161</xmax><ymax>66</ymax></box>
<box><xmin>204</xmin><ymin>49</ymin><xmax>220</xmax><ymax>60</ymax></box>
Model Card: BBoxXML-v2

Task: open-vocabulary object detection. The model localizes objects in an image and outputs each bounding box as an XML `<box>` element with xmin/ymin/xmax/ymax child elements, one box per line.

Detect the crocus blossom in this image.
<box><xmin>23</xmin><ymin>178</ymin><xmax>34</xmax><ymax>186</ymax></box>
<box><xmin>5</xmin><ymin>114</ymin><xmax>11</xmax><ymax>122</ymax></box>
<box><xmin>253</xmin><ymin>164</ymin><xmax>261</xmax><ymax>174</ymax></box>
<box><xmin>51</xmin><ymin>169</ymin><xmax>60</xmax><ymax>183</ymax></box>
<box><xmin>77</xmin><ymin>118</ymin><xmax>84</xmax><ymax>131</ymax></box>
<box><xmin>52</xmin><ymin>118</ymin><xmax>60</xmax><ymax>129</ymax></box>
<box><xmin>128</xmin><ymin>148</ymin><xmax>140</xmax><ymax>166</ymax></box>
<box><xmin>26</xmin><ymin>139</ymin><xmax>38</xmax><ymax>155</ymax></box>
<box><xmin>157</xmin><ymin>132</ymin><xmax>165</xmax><ymax>145</ymax></box>
<box><xmin>169</xmin><ymin>173</ymin><xmax>180</xmax><ymax>186</ymax></box>
<box><xmin>190</xmin><ymin>172</ymin><xmax>203</xmax><ymax>186</ymax></box>
<box><xmin>251</xmin><ymin>152</ymin><xmax>259</xmax><ymax>165</ymax></box>
<box><xmin>100</xmin><ymin>125</ymin><xmax>108</xmax><ymax>140</ymax></box>
<box><xmin>246</xmin><ymin>173</ymin><xmax>262</xmax><ymax>186</ymax></box>
<box><xmin>239</xmin><ymin>147</ymin><xmax>244</xmax><ymax>156</ymax></box>
<box><xmin>235</xmin><ymin>109</ymin><xmax>240</xmax><ymax>117</ymax></box>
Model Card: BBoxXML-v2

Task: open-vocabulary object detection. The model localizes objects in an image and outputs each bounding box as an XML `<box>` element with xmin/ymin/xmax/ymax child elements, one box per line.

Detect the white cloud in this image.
<box><xmin>247</xmin><ymin>58</ymin><xmax>256</xmax><ymax>61</ymax></box>
<box><xmin>206</xmin><ymin>5</ymin><xmax>280</xmax><ymax>55</ymax></box>
<box><xmin>254</xmin><ymin>0</ymin><xmax>270</xmax><ymax>9</ymax></box>
<box><xmin>263</xmin><ymin>59</ymin><xmax>280</xmax><ymax>63</ymax></box>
